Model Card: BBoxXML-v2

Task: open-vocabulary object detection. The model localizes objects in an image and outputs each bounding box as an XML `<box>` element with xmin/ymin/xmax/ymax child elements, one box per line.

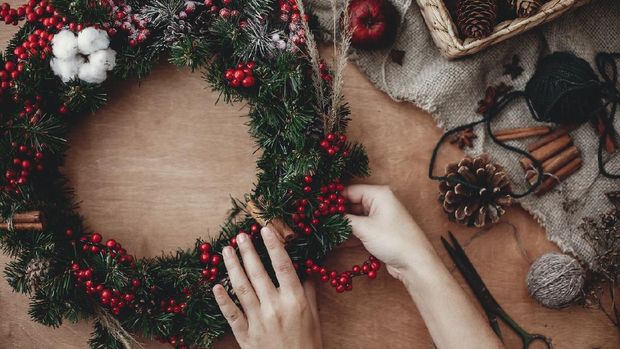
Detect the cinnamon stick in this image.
<box><xmin>0</xmin><ymin>211</ymin><xmax>45</xmax><ymax>231</ymax></box>
<box><xmin>534</xmin><ymin>157</ymin><xmax>583</xmax><ymax>196</ymax></box>
<box><xmin>527</xmin><ymin>125</ymin><xmax>575</xmax><ymax>152</ymax></box>
<box><xmin>494</xmin><ymin>126</ymin><xmax>551</xmax><ymax>141</ymax></box>
<box><xmin>0</xmin><ymin>222</ymin><xmax>44</xmax><ymax>231</ymax></box>
<box><xmin>246</xmin><ymin>200</ymin><xmax>295</xmax><ymax>243</ymax></box>
<box><xmin>526</xmin><ymin>146</ymin><xmax>580</xmax><ymax>184</ymax></box>
<box><xmin>520</xmin><ymin>134</ymin><xmax>572</xmax><ymax>169</ymax></box>
<box><xmin>594</xmin><ymin>116</ymin><xmax>618</xmax><ymax>154</ymax></box>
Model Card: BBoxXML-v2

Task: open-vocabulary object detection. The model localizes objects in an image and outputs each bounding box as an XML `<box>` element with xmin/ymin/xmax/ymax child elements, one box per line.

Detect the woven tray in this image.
<box><xmin>417</xmin><ymin>0</ymin><xmax>592</xmax><ymax>59</ymax></box>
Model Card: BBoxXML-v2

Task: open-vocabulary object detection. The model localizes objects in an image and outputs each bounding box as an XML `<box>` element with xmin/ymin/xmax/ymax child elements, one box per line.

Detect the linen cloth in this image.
<box><xmin>309</xmin><ymin>0</ymin><xmax>620</xmax><ymax>265</ymax></box>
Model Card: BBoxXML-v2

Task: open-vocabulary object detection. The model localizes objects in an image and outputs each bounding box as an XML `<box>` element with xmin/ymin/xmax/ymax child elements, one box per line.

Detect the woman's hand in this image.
<box><xmin>213</xmin><ymin>227</ymin><xmax>322</xmax><ymax>349</ymax></box>
<box><xmin>343</xmin><ymin>184</ymin><xmax>431</xmax><ymax>281</ymax></box>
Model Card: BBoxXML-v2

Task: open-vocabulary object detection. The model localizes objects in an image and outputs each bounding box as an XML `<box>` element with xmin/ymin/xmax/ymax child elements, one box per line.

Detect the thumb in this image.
<box><xmin>345</xmin><ymin>213</ymin><xmax>373</xmax><ymax>242</ymax></box>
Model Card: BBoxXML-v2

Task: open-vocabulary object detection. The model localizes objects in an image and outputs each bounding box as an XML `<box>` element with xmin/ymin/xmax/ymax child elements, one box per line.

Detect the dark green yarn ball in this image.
<box><xmin>525</xmin><ymin>52</ymin><xmax>602</xmax><ymax>125</ymax></box>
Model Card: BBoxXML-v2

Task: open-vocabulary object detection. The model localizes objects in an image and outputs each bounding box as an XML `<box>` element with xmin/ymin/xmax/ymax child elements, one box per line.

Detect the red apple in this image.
<box><xmin>346</xmin><ymin>0</ymin><xmax>398</xmax><ymax>50</ymax></box>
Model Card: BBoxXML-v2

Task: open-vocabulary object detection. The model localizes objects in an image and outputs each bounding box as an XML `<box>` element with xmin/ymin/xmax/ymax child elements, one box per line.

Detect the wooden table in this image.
<box><xmin>1</xmin><ymin>10</ymin><xmax>618</xmax><ymax>348</ymax></box>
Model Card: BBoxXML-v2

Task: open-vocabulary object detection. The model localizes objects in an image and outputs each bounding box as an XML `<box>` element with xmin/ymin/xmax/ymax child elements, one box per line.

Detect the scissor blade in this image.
<box><xmin>441</xmin><ymin>233</ymin><xmax>503</xmax><ymax>337</ymax></box>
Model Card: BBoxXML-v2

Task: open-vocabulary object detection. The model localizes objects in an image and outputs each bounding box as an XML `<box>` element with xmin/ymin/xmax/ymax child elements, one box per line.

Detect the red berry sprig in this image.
<box><xmin>198</xmin><ymin>242</ymin><xmax>223</xmax><ymax>281</ymax></box>
<box><xmin>72</xmin><ymin>261</ymin><xmax>141</xmax><ymax>316</ymax></box>
<box><xmin>2</xmin><ymin>143</ymin><xmax>44</xmax><ymax>194</ymax></box>
<box><xmin>102</xmin><ymin>0</ymin><xmax>150</xmax><ymax>46</ymax></box>
<box><xmin>224</xmin><ymin>61</ymin><xmax>257</xmax><ymax>88</ymax></box>
<box><xmin>1</xmin><ymin>1</ymin><xmax>66</xmax><ymax>29</ymax></box>
<box><xmin>304</xmin><ymin>255</ymin><xmax>381</xmax><ymax>293</ymax></box>
<box><xmin>14</xmin><ymin>29</ymin><xmax>53</xmax><ymax>61</ymax></box>
<box><xmin>78</xmin><ymin>232</ymin><xmax>136</xmax><ymax>266</ymax></box>
<box><xmin>319</xmin><ymin>133</ymin><xmax>349</xmax><ymax>157</ymax></box>
<box><xmin>292</xmin><ymin>176</ymin><xmax>347</xmax><ymax>236</ymax></box>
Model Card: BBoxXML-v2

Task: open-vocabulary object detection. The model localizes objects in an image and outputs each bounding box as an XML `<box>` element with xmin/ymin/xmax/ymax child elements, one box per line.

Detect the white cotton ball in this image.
<box><xmin>50</xmin><ymin>56</ymin><xmax>84</xmax><ymax>83</ymax></box>
<box><xmin>88</xmin><ymin>48</ymin><xmax>116</xmax><ymax>72</ymax></box>
<box><xmin>51</xmin><ymin>29</ymin><xmax>78</xmax><ymax>60</ymax></box>
<box><xmin>77</xmin><ymin>27</ymin><xmax>110</xmax><ymax>55</ymax></box>
<box><xmin>78</xmin><ymin>61</ymin><xmax>107</xmax><ymax>84</ymax></box>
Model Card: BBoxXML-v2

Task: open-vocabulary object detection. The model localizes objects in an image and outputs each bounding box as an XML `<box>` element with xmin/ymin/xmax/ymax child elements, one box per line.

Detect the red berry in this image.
<box><xmin>65</xmin><ymin>228</ymin><xmax>74</xmax><ymax>237</ymax></box>
<box><xmin>336</xmin><ymin>285</ymin><xmax>345</xmax><ymax>293</ymax></box>
<box><xmin>4</xmin><ymin>61</ymin><xmax>16</xmax><ymax>72</ymax></box>
<box><xmin>326</xmin><ymin>133</ymin><xmax>335</xmax><ymax>142</ymax></box>
<box><xmin>131</xmin><ymin>279</ymin><xmax>141</xmax><ymax>288</ymax></box>
<box><xmin>246</xmin><ymin>61</ymin><xmax>256</xmax><ymax>69</ymax></box>
<box><xmin>200</xmin><ymin>252</ymin><xmax>210</xmax><ymax>263</ymax></box>
<box><xmin>367</xmin><ymin>270</ymin><xmax>377</xmax><ymax>279</ymax></box>
<box><xmin>210</xmin><ymin>254</ymin><xmax>221</xmax><ymax>265</ymax></box>
<box><xmin>90</xmin><ymin>233</ymin><xmax>102</xmax><ymax>243</ymax></box>
<box><xmin>241</xmin><ymin>76</ymin><xmax>256</xmax><ymax>88</ymax></box>
<box><xmin>105</xmin><ymin>239</ymin><xmax>116</xmax><ymax>249</ymax></box>
<box><xmin>233</xmin><ymin>69</ymin><xmax>245</xmax><ymax>80</ymax></box>
<box><xmin>303</xmin><ymin>175</ymin><xmax>313</xmax><ymax>183</ymax></box>
<box><xmin>199</xmin><ymin>242</ymin><xmax>211</xmax><ymax>252</ymax></box>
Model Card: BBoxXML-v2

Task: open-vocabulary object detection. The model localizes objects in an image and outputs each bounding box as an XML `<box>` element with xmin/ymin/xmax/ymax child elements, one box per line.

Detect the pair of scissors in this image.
<box><xmin>441</xmin><ymin>231</ymin><xmax>553</xmax><ymax>349</ymax></box>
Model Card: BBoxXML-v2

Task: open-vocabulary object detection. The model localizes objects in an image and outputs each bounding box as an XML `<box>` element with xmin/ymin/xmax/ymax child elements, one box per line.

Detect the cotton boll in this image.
<box><xmin>88</xmin><ymin>48</ymin><xmax>116</xmax><ymax>72</ymax></box>
<box><xmin>50</xmin><ymin>56</ymin><xmax>84</xmax><ymax>83</ymax></box>
<box><xmin>78</xmin><ymin>61</ymin><xmax>107</xmax><ymax>84</ymax></box>
<box><xmin>51</xmin><ymin>30</ymin><xmax>78</xmax><ymax>60</ymax></box>
<box><xmin>77</xmin><ymin>27</ymin><xmax>110</xmax><ymax>55</ymax></box>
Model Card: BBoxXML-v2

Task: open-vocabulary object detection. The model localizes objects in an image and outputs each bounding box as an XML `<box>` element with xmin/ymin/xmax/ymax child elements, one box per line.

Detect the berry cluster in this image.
<box><xmin>278</xmin><ymin>0</ymin><xmax>310</xmax><ymax>48</ymax></box>
<box><xmin>14</xmin><ymin>29</ymin><xmax>53</xmax><ymax>61</ymax></box>
<box><xmin>78</xmin><ymin>232</ymin><xmax>136</xmax><ymax>266</ymax></box>
<box><xmin>292</xmin><ymin>176</ymin><xmax>347</xmax><ymax>236</ymax></box>
<box><xmin>0</xmin><ymin>60</ymin><xmax>24</xmax><ymax>97</ymax></box>
<box><xmin>198</xmin><ymin>242</ymin><xmax>222</xmax><ymax>281</ymax></box>
<box><xmin>2</xmin><ymin>143</ymin><xmax>44</xmax><ymax>194</ymax></box>
<box><xmin>320</xmin><ymin>133</ymin><xmax>349</xmax><ymax>157</ymax></box>
<box><xmin>103</xmin><ymin>0</ymin><xmax>150</xmax><ymax>46</ymax></box>
<box><xmin>160</xmin><ymin>297</ymin><xmax>188</xmax><ymax>315</ymax></box>
<box><xmin>72</xmin><ymin>262</ymin><xmax>141</xmax><ymax>316</ymax></box>
<box><xmin>17</xmin><ymin>95</ymin><xmax>44</xmax><ymax>123</ymax></box>
<box><xmin>224</xmin><ymin>61</ymin><xmax>257</xmax><ymax>88</ymax></box>
<box><xmin>1</xmin><ymin>0</ymin><xmax>63</xmax><ymax>27</ymax></box>
<box><xmin>304</xmin><ymin>256</ymin><xmax>381</xmax><ymax>293</ymax></box>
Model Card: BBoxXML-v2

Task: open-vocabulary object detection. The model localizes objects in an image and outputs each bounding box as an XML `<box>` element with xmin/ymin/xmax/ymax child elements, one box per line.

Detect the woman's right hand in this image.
<box><xmin>343</xmin><ymin>184</ymin><xmax>431</xmax><ymax>281</ymax></box>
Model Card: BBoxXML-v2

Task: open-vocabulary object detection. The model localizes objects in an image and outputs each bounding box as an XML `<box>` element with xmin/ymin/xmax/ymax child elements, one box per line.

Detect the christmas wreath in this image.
<box><xmin>0</xmin><ymin>0</ymin><xmax>372</xmax><ymax>347</ymax></box>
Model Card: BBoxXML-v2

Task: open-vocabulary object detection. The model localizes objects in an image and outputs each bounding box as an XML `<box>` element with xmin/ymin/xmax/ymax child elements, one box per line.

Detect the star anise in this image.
<box><xmin>449</xmin><ymin>127</ymin><xmax>477</xmax><ymax>149</ymax></box>
<box><xmin>503</xmin><ymin>54</ymin><xmax>524</xmax><ymax>80</ymax></box>
<box><xmin>476</xmin><ymin>83</ymin><xmax>513</xmax><ymax>114</ymax></box>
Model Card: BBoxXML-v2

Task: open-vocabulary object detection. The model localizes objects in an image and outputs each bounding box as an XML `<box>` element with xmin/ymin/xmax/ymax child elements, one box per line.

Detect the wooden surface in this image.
<box><xmin>1</xmin><ymin>13</ymin><xmax>619</xmax><ymax>349</ymax></box>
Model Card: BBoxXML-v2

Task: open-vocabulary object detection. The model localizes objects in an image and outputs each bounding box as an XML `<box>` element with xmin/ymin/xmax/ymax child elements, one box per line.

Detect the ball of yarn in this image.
<box><xmin>526</xmin><ymin>252</ymin><xmax>585</xmax><ymax>309</ymax></box>
<box><xmin>525</xmin><ymin>52</ymin><xmax>602</xmax><ymax>125</ymax></box>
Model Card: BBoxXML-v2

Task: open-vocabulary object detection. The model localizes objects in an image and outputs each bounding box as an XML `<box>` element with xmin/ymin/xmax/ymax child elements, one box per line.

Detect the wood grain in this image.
<box><xmin>1</xmin><ymin>7</ymin><xmax>619</xmax><ymax>348</ymax></box>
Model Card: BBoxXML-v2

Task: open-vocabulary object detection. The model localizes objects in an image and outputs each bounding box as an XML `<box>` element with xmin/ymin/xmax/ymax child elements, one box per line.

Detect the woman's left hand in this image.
<box><xmin>213</xmin><ymin>227</ymin><xmax>323</xmax><ymax>349</ymax></box>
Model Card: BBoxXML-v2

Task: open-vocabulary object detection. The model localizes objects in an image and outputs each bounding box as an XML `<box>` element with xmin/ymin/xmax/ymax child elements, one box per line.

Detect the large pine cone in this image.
<box><xmin>439</xmin><ymin>155</ymin><xmax>512</xmax><ymax>228</ymax></box>
<box><xmin>25</xmin><ymin>258</ymin><xmax>51</xmax><ymax>290</ymax></box>
<box><xmin>509</xmin><ymin>0</ymin><xmax>542</xmax><ymax>18</ymax></box>
<box><xmin>456</xmin><ymin>0</ymin><xmax>498</xmax><ymax>39</ymax></box>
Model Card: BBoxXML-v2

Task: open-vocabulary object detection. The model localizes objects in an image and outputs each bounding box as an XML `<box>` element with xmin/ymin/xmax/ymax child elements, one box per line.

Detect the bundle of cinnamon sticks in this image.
<box><xmin>0</xmin><ymin>210</ymin><xmax>45</xmax><ymax>231</ymax></box>
<box><xmin>494</xmin><ymin>126</ymin><xmax>583</xmax><ymax>196</ymax></box>
<box><xmin>246</xmin><ymin>200</ymin><xmax>296</xmax><ymax>243</ymax></box>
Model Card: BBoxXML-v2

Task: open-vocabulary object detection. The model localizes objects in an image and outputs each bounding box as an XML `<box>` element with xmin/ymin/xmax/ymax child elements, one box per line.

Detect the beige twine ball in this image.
<box><xmin>526</xmin><ymin>252</ymin><xmax>586</xmax><ymax>309</ymax></box>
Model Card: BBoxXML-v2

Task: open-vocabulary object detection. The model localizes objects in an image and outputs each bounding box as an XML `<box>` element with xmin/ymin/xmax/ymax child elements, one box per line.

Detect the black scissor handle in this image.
<box><xmin>523</xmin><ymin>333</ymin><xmax>553</xmax><ymax>349</ymax></box>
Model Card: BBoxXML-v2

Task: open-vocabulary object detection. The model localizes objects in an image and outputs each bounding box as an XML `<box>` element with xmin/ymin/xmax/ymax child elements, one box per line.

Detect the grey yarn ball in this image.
<box><xmin>526</xmin><ymin>252</ymin><xmax>586</xmax><ymax>309</ymax></box>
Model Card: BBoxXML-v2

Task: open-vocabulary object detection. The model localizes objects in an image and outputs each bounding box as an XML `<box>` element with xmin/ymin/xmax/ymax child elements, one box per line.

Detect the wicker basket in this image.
<box><xmin>417</xmin><ymin>0</ymin><xmax>591</xmax><ymax>59</ymax></box>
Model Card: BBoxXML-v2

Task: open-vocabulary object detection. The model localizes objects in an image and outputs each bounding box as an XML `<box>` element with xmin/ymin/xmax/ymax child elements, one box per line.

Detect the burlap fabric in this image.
<box><xmin>309</xmin><ymin>0</ymin><xmax>620</xmax><ymax>265</ymax></box>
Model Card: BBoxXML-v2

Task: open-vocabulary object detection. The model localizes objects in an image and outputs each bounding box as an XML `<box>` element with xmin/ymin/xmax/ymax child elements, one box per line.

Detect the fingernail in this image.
<box><xmin>222</xmin><ymin>246</ymin><xmax>233</xmax><ymax>258</ymax></box>
<box><xmin>237</xmin><ymin>233</ymin><xmax>247</xmax><ymax>244</ymax></box>
<box><xmin>261</xmin><ymin>226</ymin><xmax>274</xmax><ymax>239</ymax></box>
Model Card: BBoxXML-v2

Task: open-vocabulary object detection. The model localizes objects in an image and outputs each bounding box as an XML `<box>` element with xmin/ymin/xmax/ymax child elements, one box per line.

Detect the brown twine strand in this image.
<box><xmin>95</xmin><ymin>307</ymin><xmax>144</xmax><ymax>349</ymax></box>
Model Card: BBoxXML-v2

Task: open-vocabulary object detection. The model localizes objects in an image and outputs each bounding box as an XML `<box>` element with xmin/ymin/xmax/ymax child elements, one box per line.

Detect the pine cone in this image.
<box><xmin>456</xmin><ymin>0</ymin><xmax>498</xmax><ymax>39</ymax></box>
<box><xmin>509</xmin><ymin>0</ymin><xmax>542</xmax><ymax>18</ymax></box>
<box><xmin>439</xmin><ymin>155</ymin><xmax>512</xmax><ymax>228</ymax></box>
<box><xmin>25</xmin><ymin>258</ymin><xmax>51</xmax><ymax>290</ymax></box>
